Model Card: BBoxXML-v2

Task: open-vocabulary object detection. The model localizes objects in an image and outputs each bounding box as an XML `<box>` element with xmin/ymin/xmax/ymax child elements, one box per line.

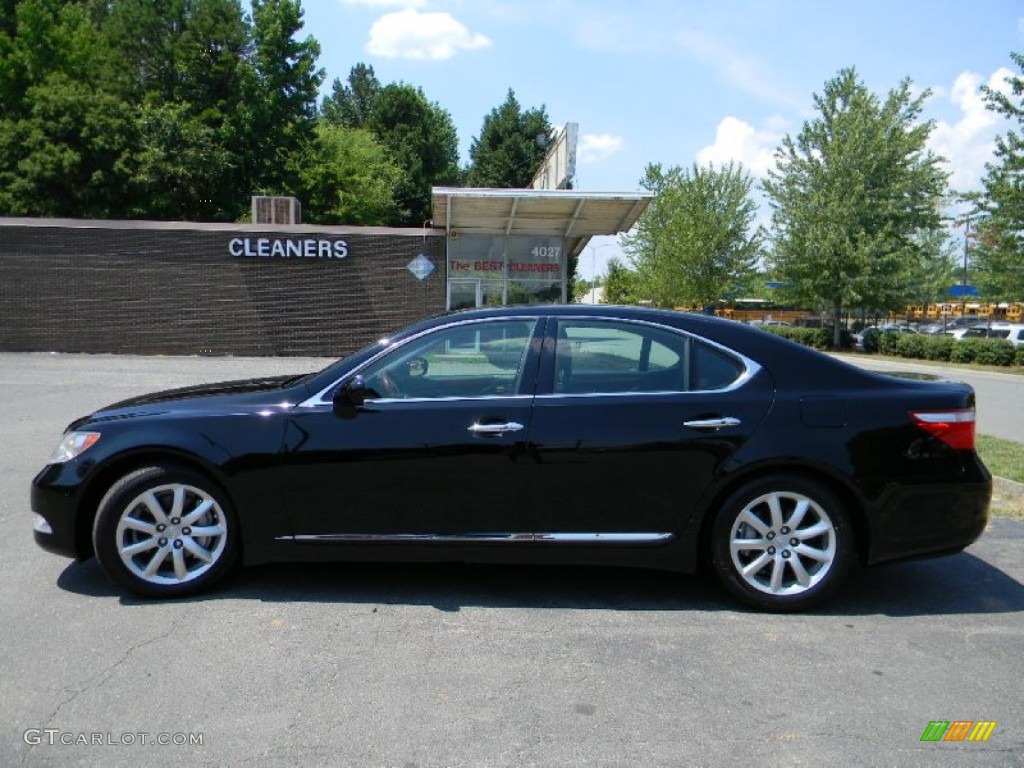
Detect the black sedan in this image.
<box><xmin>31</xmin><ymin>305</ymin><xmax>991</xmax><ymax>611</ymax></box>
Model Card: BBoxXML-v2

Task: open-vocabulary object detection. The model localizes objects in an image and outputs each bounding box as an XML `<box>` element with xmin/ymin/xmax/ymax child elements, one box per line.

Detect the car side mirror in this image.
<box><xmin>332</xmin><ymin>375</ymin><xmax>366</xmax><ymax>418</ymax></box>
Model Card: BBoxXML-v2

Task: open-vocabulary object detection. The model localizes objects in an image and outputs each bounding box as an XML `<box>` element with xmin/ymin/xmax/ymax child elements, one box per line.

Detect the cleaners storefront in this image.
<box><xmin>0</xmin><ymin>188</ymin><xmax>649</xmax><ymax>357</ymax></box>
<box><xmin>433</xmin><ymin>187</ymin><xmax>650</xmax><ymax>311</ymax></box>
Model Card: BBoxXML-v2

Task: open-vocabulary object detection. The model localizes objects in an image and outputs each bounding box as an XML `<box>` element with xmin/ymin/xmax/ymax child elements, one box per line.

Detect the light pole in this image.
<box><xmin>962</xmin><ymin>213</ymin><xmax>970</xmax><ymax>319</ymax></box>
<box><xmin>586</xmin><ymin>242</ymin><xmax>615</xmax><ymax>304</ymax></box>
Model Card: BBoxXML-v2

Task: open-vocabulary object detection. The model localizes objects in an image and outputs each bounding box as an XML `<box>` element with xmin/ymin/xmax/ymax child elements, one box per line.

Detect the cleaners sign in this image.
<box><xmin>228</xmin><ymin>237</ymin><xmax>348</xmax><ymax>260</ymax></box>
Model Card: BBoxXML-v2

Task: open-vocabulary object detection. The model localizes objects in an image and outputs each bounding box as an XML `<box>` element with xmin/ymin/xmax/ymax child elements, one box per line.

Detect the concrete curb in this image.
<box><xmin>994</xmin><ymin>475</ymin><xmax>1024</xmax><ymax>500</ymax></box>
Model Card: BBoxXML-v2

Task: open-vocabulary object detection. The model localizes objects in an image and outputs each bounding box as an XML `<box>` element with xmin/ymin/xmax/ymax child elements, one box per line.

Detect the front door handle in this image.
<box><xmin>683</xmin><ymin>417</ymin><xmax>741</xmax><ymax>430</ymax></box>
<box><xmin>468</xmin><ymin>421</ymin><xmax>525</xmax><ymax>436</ymax></box>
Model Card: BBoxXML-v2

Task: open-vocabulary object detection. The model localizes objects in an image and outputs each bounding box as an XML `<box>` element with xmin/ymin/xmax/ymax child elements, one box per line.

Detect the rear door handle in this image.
<box><xmin>683</xmin><ymin>417</ymin><xmax>741</xmax><ymax>430</ymax></box>
<box><xmin>468</xmin><ymin>421</ymin><xmax>525</xmax><ymax>436</ymax></box>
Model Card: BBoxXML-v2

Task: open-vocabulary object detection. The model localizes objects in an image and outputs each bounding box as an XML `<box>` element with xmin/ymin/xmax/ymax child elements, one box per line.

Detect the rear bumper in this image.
<box><xmin>867</xmin><ymin>478</ymin><xmax>991</xmax><ymax>565</ymax></box>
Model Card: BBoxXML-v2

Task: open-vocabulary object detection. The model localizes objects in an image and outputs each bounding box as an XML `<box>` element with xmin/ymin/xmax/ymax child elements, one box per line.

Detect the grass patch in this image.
<box><xmin>977</xmin><ymin>434</ymin><xmax>1024</xmax><ymax>521</ymax></box>
<box><xmin>978</xmin><ymin>434</ymin><xmax>1024</xmax><ymax>484</ymax></box>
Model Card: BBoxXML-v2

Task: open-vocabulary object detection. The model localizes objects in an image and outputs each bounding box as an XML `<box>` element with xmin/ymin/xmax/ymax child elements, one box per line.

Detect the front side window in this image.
<box><xmin>553</xmin><ymin>320</ymin><xmax>745</xmax><ymax>394</ymax></box>
<box><xmin>359</xmin><ymin>319</ymin><xmax>537</xmax><ymax>400</ymax></box>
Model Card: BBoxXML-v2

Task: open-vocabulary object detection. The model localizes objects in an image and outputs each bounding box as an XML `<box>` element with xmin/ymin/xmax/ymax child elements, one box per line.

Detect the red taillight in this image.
<box><xmin>910</xmin><ymin>408</ymin><xmax>976</xmax><ymax>450</ymax></box>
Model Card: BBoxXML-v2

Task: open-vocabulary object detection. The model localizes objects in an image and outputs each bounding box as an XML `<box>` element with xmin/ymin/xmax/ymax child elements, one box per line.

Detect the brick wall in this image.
<box><xmin>0</xmin><ymin>220</ymin><xmax>447</xmax><ymax>357</ymax></box>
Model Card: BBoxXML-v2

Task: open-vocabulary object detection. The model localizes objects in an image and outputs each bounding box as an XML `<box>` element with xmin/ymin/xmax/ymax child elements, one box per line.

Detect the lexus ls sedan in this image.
<box><xmin>32</xmin><ymin>305</ymin><xmax>991</xmax><ymax>611</ymax></box>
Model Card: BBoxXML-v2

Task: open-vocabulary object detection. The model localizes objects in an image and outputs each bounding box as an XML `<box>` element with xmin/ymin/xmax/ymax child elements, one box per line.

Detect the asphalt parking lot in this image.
<box><xmin>2</xmin><ymin>352</ymin><xmax>1023</xmax><ymax>767</ymax></box>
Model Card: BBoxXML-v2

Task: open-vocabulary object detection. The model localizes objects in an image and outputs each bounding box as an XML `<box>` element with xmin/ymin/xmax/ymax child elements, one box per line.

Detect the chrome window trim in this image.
<box><xmin>548</xmin><ymin>315</ymin><xmax>762</xmax><ymax>396</ymax></box>
<box><xmin>276</xmin><ymin>532</ymin><xmax>675</xmax><ymax>544</ymax></box>
<box><xmin>340</xmin><ymin>394</ymin><xmax>535</xmax><ymax>406</ymax></box>
<box><xmin>299</xmin><ymin>315</ymin><xmax>544</xmax><ymax>408</ymax></box>
<box><xmin>298</xmin><ymin>313</ymin><xmax>762</xmax><ymax>407</ymax></box>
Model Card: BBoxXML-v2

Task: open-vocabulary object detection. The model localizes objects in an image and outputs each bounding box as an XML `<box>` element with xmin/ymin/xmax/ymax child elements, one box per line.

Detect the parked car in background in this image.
<box><xmin>32</xmin><ymin>305</ymin><xmax>991</xmax><ymax>612</ymax></box>
<box><xmin>946</xmin><ymin>323</ymin><xmax>1024</xmax><ymax>345</ymax></box>
<box><xmin>853</xmin><ymin>324</ymin><xmax>918</xmax><ymax>350</ymax></box>
<box><xmin>945</xmin><ymin>323</ymin><xmax>1016</xmax><ymax>342</ymax></box>
<box><xmin>746</xmin><ymin>319</ymin><xmax>793</xmax><ymax>327</ymax></box>
<box><xmin>999</xmin><ymin>324</ymin><xmax>1024</xmax><ymax>346</ymax></box>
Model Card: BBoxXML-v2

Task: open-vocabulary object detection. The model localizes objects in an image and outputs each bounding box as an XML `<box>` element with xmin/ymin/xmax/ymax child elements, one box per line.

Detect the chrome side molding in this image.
<box><xmin>277</xmin><ymin>532</ymin><xmax>675</xmax><ymax>544</ymax></box>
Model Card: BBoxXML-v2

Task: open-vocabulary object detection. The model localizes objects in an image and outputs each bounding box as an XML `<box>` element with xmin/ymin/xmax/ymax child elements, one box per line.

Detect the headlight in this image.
<box><xmin>49</xmin><ymin>431</ymin><xmax>101</xmax><ymax>463</ymax></box>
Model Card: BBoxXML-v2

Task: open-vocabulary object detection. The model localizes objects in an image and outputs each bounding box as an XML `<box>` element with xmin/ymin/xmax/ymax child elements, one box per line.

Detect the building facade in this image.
<box><xmin>0</xmin><ymin>189</ymin><xmax>650</xmax><ymax>357</ymax></box>
<box><xmin>0</xmin><ymin>219</ymin><xmax>446</xmax><ymax>357</ymax></box>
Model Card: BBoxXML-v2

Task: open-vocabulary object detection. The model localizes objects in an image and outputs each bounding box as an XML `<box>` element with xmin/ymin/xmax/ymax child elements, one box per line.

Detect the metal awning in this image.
<box><xmin>431</xmin><ymin>187</ymin><xmax>652</xmax><ymax>258</ymax></box>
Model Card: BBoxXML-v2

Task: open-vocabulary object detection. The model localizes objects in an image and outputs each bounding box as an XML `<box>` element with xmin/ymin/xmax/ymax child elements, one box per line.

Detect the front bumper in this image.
<box><xmin>31</xmin><ymin>465</ymin><xmax>85</xmax><ymax>559</ymax></box>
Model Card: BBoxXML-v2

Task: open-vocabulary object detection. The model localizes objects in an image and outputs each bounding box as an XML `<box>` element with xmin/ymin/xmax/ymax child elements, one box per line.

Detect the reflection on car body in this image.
<box><xmin>31</xmin><ymin>305</ymin><xmax>991</xmax><ymax>611</ymax></box>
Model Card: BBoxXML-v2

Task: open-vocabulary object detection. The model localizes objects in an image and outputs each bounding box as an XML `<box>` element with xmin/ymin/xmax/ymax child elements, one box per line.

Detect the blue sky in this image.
<box><xmin>300</xmin><ymin>0</ymin><xmax>1024</xmax><ymax>279</ymax></box>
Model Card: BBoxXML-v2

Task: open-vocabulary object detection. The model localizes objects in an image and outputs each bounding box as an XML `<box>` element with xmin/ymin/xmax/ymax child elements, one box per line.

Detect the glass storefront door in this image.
<box><xmin>448</xmin><ymin>279</ymin><xmax>506</xmax><ymax>310</ymax></box>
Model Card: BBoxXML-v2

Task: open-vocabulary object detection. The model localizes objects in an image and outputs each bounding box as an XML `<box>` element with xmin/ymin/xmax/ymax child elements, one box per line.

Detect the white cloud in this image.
<box><xmin>339</xmin><ymin>0</ymin><xmax>427</xmax><ymax>8</ymax></box>
<box><xmin>696</xmin><ymin>116</ymin><xmax>782</xmax><ymax>178</ymax></box>
<box><xmin>366</xmin><ymin>9</ymin><xmax>492</xmax><ymax>60</ymax></box>
<box><xmin>928</xmin><ymin>68</ymin><xmax>1014</xmax><ymax>192</ymax></box>
<box><xmin>578</xmin><ymin>134</ymin><xmax>625</xmax><ymax>163</ymax></box>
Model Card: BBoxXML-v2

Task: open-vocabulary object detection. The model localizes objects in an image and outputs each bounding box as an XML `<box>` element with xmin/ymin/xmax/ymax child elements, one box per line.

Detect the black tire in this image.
<box><xmin>93</xmin><ymin>465</ymin><xmax>239</xmax><ymax>598</ymax></box>
<box><xmin>709</xmin><ymin>475</ymin><xmax>855</xmax><ymax>612</ymax></box>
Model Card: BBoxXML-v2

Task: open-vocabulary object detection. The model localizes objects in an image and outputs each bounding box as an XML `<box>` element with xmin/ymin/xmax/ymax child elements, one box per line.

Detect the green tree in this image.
<box><xmin>102</xmin><ymin>0</ymin><xmax>250</xmax><ymax>219</ymax></box>
<box><xmin>906</xmin><ymin>225</ymin><xmax>959</xmax><ymax>311</ymax></box>
<box><xmin>321</xmin><ymin>62</ymin><xmax>380</xmax><ymax>128</ymax></box>
<box><xmin>763</xmin><ymin>68</ymin><xmax>949</xmax><ymax>346</ymax></box>
<box><xmin>975</xmin><ymin>53</ymin><xmax>1024</xmax><ymax>301</ymax></box>
<box><xmin>293</xmin><ymin>123</ymin><xmax>402</xmax><ymax>225</ymax></box>
<box><xmin>127</xmin><ymin>101</ymin><xmax>239</xmax><ymax>220</ymax></box>
<box><xmin>239</xmin><ymin>0</ymin><xmax>323</xmax><ymax>196</ymax></box>
<box><xmin>623</xmin><ymin>162</ymin><xmax>761</xmax><ymax>308</ymax></box>
<box><xmin>465</xmin><ymin>88</ymin><xmax>551</xmax><ymax>188</ymax></box>
<box><xmin>0</xmin><ymin>0</ymin><xmax>333</xmax><ymax>221</ymax></box>
<box><xmin>602</xmin><ymin>257</ymin><xmax>642</xmax><ymax>305</ymax></box>
<box><xmin>0</xmin><ymin>0</ymin><xmax>135</xmax><ymax>217</ymax></box>
<box><xmin>367</xmin><ymin>83</ymin><xmax>460</xmax><ymax>225</ymax></box>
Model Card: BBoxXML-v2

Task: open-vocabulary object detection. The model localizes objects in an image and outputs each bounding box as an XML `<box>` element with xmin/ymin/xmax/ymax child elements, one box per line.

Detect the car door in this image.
<box><xmin>525</xmin><ymin>316</ymin><xmax>774</xmax><ymax>539</ymax></box>
<box><xmin>279</xmin><ymin>317</ymin><xmax>544</xmax><ymax>539</ymax></box>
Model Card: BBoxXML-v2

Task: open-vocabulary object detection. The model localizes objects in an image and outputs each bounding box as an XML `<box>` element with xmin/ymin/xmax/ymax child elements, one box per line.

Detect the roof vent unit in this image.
<box><xmin>251</xmin><ymin>196</ymin><xmax>301</xmax><ymax>225</ymax></box>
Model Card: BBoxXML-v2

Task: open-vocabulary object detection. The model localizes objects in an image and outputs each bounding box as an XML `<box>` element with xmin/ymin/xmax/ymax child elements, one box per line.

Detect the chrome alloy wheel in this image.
<box><xmin>115</xmin><ymin>483</ymin><xmax>228</xmax><ymax>586</ymax></box>
<box><xmin>728</xmin><ymin>491</ymin><xmax>837</xmax><ymax>596</ymax></box>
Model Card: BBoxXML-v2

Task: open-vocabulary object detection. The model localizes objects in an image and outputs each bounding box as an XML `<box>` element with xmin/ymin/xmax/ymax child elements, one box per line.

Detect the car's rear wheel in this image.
<box><xmin>93</xmin><ymin>466</ymin><xmax>238</xmax><ymax>598</ymax></box>
<box><xmin>709</xmin><ymin>476</ymin><xmax>854</xmax><ymax>611</ymax></box>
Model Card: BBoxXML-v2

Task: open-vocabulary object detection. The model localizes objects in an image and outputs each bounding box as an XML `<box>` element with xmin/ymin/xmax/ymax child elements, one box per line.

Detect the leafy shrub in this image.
<box><xmin>920</xmin><ymin>335</ymin><xmax>953</xmax><ymax>361</ymax></box>
<box><xmin>971</xmin><ymin>339</ymin><xmax>1015</xmax><ymax>366</ymax></box>
<box><xmin>895</xmin><ymin>333</ymin><xmax>927</xmax><ymax>359</ymax></box>
<box><xmin>762</xmin><ymin>326</ymin><xmax>815</xmax><ymax>346</ymax></box>
<box><xmin>877</xmin><ymin>332</ymin><xmax>902</xmax><ymax>356</ymax></box>
<box><xmin>763</xmin><ymin>326</ymin><xmax>852</xmax><ymax>349</ymax></box>
<box><xmin>950</xmin><ymin>339</ymin><xmax>980</xmax><ymax>363</ymax></box>
<box><xmin>765</xmin><ymin>318</ymin><xmax>1022</xmax><ymax>366</ymax></box>
<box><xmin>860</xmin><ymin>327</ymin><xmax>881</xmax><ymax>353</ymax></box>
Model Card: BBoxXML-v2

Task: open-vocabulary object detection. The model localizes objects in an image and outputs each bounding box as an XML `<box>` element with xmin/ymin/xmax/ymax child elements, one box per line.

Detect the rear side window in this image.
<box><xmin>553</xmin><ymin>320</ymin><xmax>746</xmax><ymax>394</ymax></box>
<box><xmin>690</xmin><ymin>340</ymin><xmax>745</xmax><ymax>391</ymax></box>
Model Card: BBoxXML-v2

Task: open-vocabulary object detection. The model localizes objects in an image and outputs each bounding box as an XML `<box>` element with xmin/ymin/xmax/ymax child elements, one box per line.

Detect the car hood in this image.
<box><xmin>70</xmin><ymin>375</ymin><xmax>307</xmax><ymax>428</ymax></box>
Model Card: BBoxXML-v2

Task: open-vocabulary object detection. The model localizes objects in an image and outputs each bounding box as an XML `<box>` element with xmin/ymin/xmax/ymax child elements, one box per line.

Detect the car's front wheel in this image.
<box><xmin>93</xmin><ymin>466</ymin><xmax>238</xmax><ymax>597</ymax></box>
<box><xmin>709</xmin><ymin>476</ymin><xmax>854</xmax><ymax>611</ymax></box>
